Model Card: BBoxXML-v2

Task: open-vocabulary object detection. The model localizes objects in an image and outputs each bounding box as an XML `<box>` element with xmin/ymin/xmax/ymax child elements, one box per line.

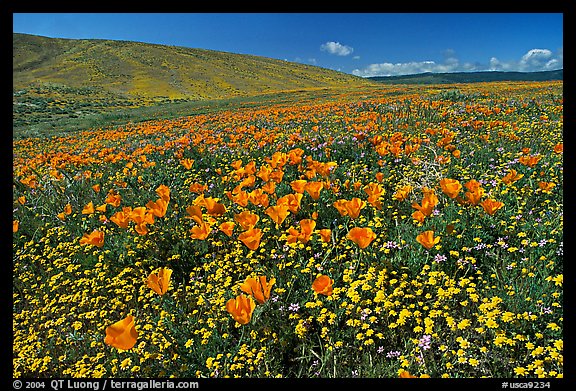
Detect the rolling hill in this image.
<box><xmin>368</xmin><ymin>70</ymin><xmax>563</xmax><ymax>84</ymax></box>
<box><xmin>13</xmin><ymin>33</ymin><xmax>374</xmax><ymax>100</ymax></box>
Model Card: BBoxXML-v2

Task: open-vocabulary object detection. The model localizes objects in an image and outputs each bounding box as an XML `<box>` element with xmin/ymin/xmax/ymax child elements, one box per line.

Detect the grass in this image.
<box><xmin>13</xmin><ymin>81</ymin><xmax>563</xmax><ymax>379</ymax></box>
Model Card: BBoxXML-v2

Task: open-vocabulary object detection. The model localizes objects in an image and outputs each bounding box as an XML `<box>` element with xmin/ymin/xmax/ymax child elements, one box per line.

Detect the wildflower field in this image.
<box><xmin>13</xmin><ymin>81</ymin><xmax>563</xmax><ymax>378</ymax></box>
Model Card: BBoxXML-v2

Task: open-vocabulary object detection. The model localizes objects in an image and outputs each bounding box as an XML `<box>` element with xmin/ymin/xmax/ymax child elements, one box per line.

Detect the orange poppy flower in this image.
<box><xmin>412</xmin><ymin>210</ymin><xmax>426</xmax><ymax>224</ymax></box>
<box><xmin>92</xmin><ymin>184</ymin><xmax>101</xmax><ymax>192</ymax></box>
<box><xmin>440</xmin><ymin>178</ymin><xmax>462</xmax><ymax>199</ymax></box>
<box><xmin>375</xmin><ymin>172</ymin><xmax>385</xmax><ymax>182</ymax></box>
<box><xmin>80</xmin><ymin>230</ymin><xmax>105</xmax><ymax>247</ymax></box>
<box><xmin>287</xmin><ymin>219</ymin><xmax>316</xmax><ymax>244</ymax></box>
<box><xmin>204</xmin><ymin>197</ymin><xmax>226</xmax><ymax>216</ymax></box>
<box><xmin>538</xmin><ymin>181</ymin><xmax>556</xmax><ymax>193</ymax></box>
<box><xmin>399</xmin><ymin>370</ymin><xmax>417</xmax><ymax>378</ymax></box>
<box><xmin>412</xmin><ymin>192</ymin><xmax>438</xmax><ymax>217</ymax></box>
<box><xmin>416</xmin><ymin>230</ymin><xmax>440</xmax><ymax>250</ymax></box>
<box><xmin>518</xmin><ymin>155</ymin><xmax>541</xmax><ymax>168</ymax></box>
<box><xmin>104</xmin><ymin>315</ymin><xmax>138</xmax><ymax>350</ymax></box>
<box><xmin>333</xmin><ymin>200</ymin><xmax>349</xmax><ymax>217</ymax></box>
<box><xmin>156</xmin><ymin>184</ymin><xmax>171</xmax><ymax>202</ymax></box>
<box><xmin>364</xmin><ymin>182</ymin><xmax>385</xmax><ymax>203</ymax></box>
<box><xmin>146</xmin><ymin>198</ymin><xmax>168</xmax><ymax>218</ymax></box>
<box><xmin>64</xmin><ymin>203</ymin><xmax>72</xmax><ymax>215</ymax></box>
<box><xmin>277</xmin><ymin>193</ymin><xmax>303</xmax><ymax>213</ymax></box>
<box><xmin>347</xmin><ymin>227</ymin><xmax>376</xmax><ymax>249</ymax></box>
<box><xmin>393</xmin><ymin>185</ymin><xmax>413</xmax><ymax>201</ymax></box>
<box><xmin>181</xmin><ymin>158</ymin><xmax>195</xmax><ymax>169</ymax></box>
<box><xmin>219</xmin><ymin>221</ymin><xmax>235</xmax><ymax>237</ymax></box>
<box><xmin>318</xmin><ymin>229</ymin><xmax>332</xmax><ymax>243</ymax></box>
<box><xmin>226</xmin><ymin>295</ymin><xmax>256</xmax><ymax>325</ymax></box>
<box><xmin>105</xmin><ymin>192</ymin><xmax>122</xmax><ymax>207</ymax></box>
<box><xmin>452</xmin><ymin>149</ymin><xmax>461</xmax><ymax>158</ymax></box>
<box><xmin>553</xmin><ymin>143</ymin><xmax>563</xmax><ymax>154</ymax></box>
<box><xmin>480</xmin><ymin>198</ymin><xmax>504</xmax><ymax>215</ymax></box>
<box><xmin>189</xmin><ymin>182</ymin><xmax>208</xmax><ymax>193</ymax></box>
<box><xmin>190</xmin><ymin>221</ymin><xmax>212</xmax><ymax>240</ymax></box>
<box><xmin>130</xmin><ymin>206</ymin><xmax>154</xmax><ymax>225</ymax></box>
<box><xmin>110</xmin><ymin>211</ymin><xmax>130</xmax><ymax>228</ymax></box>
<box><xmin>234</xmin><ymin>211</ymin><xmax>259</xmax><ymax>231</ymax></box>
<box><xmin>502</xmin><ymin>170</ymin><xmax>524</xmax><ymax>185</ymax></box>
<box><xmin>13</xmin><ymin>220</ymin><xmax>19</xmax><ymax>233</ymax></box>
<box><xmin>304</xmin><ymin>181</ymin><xmax>324</xmax><ymax>200</ymax></box>
<box><xmin>240</xmin><ymin>276</ymin><xmax>276</xmax><ymax>304</ymax></box>
<box><xmin>147</xmin><ymin>267</ymin><xmax>172</xmax><ymax>295</ymax></box>
<box><xmin>312</xmin><ymin>275</ymin><xmax>333</xmax><ymax>296</ymax></box>
<box><xmin>265</xmin><ymin>204</ymin><xmax>290</xmax><ymax>226</ymax></box>
<box><xmin>257</xmin><ymin>165</ymin><xmax>272</xmax><ymax>182</ymax></box>
<box><xmin>238</xmin><ymin>228</ymin><xmax>263</xmax><ymax>250</ymax></box>
<box><xmin>96</xmin><ymin>203</ymin><xmax>107</xmax><ymax>213</ymax></box>
<box><xmin>344</xmin><ymin>198</ymin><xmax>366</xmax><ymax>219</ymax></box>
<box><xmin>269</xmin><ymin>169</ymin><xmax>285</xmax><ymax>183</ymax></box>
<box><xmin>290</xmin><ymin>179</ymin><xmax>307</xmax><ymax>193</ymax></box>
<box><xmin>186</xmin><ymin>205</ymin><xmax>204</xmax><ymax>225</ymax></box>
<box><xmin>18</xmin><ymin>196</ymin><xmax>26</xmax><ymax>205</ymax></box>
<box><xmin>82</xmin><ymin>201</ymin><xmax>95</xmax><ymax>215</ymax></box>
<box><xmin>261</xmin><ymin>181</ymin><xmax>276</xmax><ymax>194</ymax></box>
<box><xmin>135</xmin><ymin>223</ymin><xmax>150</xmax><ymax>236</ymax></box>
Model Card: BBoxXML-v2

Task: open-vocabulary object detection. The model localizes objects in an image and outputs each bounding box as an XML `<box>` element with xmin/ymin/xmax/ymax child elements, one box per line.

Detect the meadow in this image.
<box><xmin>13</xmin><ymin>81</ymin><xmax>563</xmax><ymax>378</ymax></box>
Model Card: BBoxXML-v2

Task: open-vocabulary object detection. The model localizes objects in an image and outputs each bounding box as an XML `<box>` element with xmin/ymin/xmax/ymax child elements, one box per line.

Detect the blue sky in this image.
<box><xmin>13</xmin><ymin>13</ymin><xmax>563</xmax><ymax>77</ymax></box>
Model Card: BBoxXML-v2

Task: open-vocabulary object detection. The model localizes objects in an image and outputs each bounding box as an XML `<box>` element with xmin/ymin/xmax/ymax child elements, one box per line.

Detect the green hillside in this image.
<box><xmin>13</xmin><ymin>33</ymin><xmax>377</xmax><ymax>134</ymax></box>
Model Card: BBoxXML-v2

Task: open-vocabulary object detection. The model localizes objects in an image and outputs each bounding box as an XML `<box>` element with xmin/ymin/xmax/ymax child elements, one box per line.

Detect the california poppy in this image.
<box><xmin>147</xmin><ymin>267</ymin><xmax>172</xmax><ymax>295</ymax></box>
<box><xmin>219</xmin><ymin>221</ymin><xmax>235</xmax><ymax>237</ymax></box>
<box><xmin>190</xmin><ymin>221</ymin><xmax>212</xmax><ymax>240</ymax></box>
<box><xmin>80</xmin><ymin>230</ymin><xmax>105</xmax><ymax>247</ymax></box>
<box><xmin>265</xmin><ymin>204</ymin><xmax>290</xmax><ymax>226</ymax></box>
<box><xmin>238</xmin><ymin>228</ymin><xmax>263</xmax><ymax>250</ymax></box>
<box><xmin>287</xmin><ymin>219</ymin><xmax>316</xmax><ymax>244</ymax></box>
<box><xmin>440</xmin><ymin>178</ymin><xmax>462</xmax><ymax>199</ymax></box>
<box><xmin>104</xmin><ymin>315</ymin><xmax>138</xmax><ymax>350</ymax></box>
<box><xmin>393</xmin><ymin>185</ymin><xmax>413</xmax><ymax>201</ymax></box>
<box><xmin>110</xmin><ymin>211</ymin><xmax>130</xmax><ymax>228</ymax></box>
<box><xmin>277</xmin><ymin>193</ymin><xmax>303</xmax><ymax>213</ymax></box>
<box><xmin>538</xmin><ymin>181</ymin><xmax>556</xmax><ymax>193</ymax></box>
<box><xmin>333</xmin><ymin>200</ymin><xmax>349</xmax><ymax>217</ymax></box>
<box><xmin>318</xmin><ymin>228</ymin><xmax>332</xmax><ymax>243</ymax></box>
<box><xmin>186</xmin><ymin>205</ymin><xmax>204</xmax><ymax>225</ymax></box>
<box><xmin>13</xmin><ymin>220</ymin><xmax>19</xmax><ymax>233</ymax></box>
<box><xmin>240</xmin><ymin>276</ymin><xmax>275</xmax><ymax>304</ymax></box>
<box><xmin>312</xmin><ymin>275</ymin><xmax>333</xmax><ymax>296</ymax></box>
<box><xmin>347</xmin><ymin>227</ymin><xmax>376</xmax><ymax>249</ymax></box>
<box><xmin>92</xmin><ymin>184</ymin><xmax>101</xmax><ymax>192</ymax></box>
<box><xmin>304</xmin><ymin>181</ymin><xmax>323</xmax><ymax>200</ymax></box>
<box><xmin>290</xmin><ymin>179</ymin><xmax>307</xmax><ymax>194</ymax></box>
<box><xmin>553</xmin><ymin>143</ymin><xmax>563</xmax><ymax>154</ymax></box>
<box><xmin>147</xmin><ymin>198</ymin><xmax>168</xmax><ymax>218</ymax></box>
<box><xmin>225</xmin><ymin>295</ymin><xmax>256</xmax><ymax>325</ymax></box>
<box><xmin>416</xmin><ymin>230</ymin><xmax>440</xmax><ymax>250</ymax></box>
<box><xmin>106</xmin><ymin>192</ymin><xmax>122</xmax><ymax>207</ymax></box>
<box><xmin>502</xmin><ymin>170</ymin><xmax>524</xmax><ymax>185</ymax></box>
<box><xmin>82</xmin><ymin>201</ymin><xmax>95</xmax><ymax>215</ymax></box>
<box><xmin>480</xmin><ymin>199</ymin><xmax>504</xmax><ymax>215</ymax></box>
<box><xmin>156</xmin><ymin>184</ymin><xmax>171</xmax><ymax>202</ymax></box>
<box><xmin>181</xmin><ymin>158</ymin><xmax>195</xmax><ymax>169</ymax></box>
<box><xmin>234</xmin><ymin>211</ymin><xmax>259</xmax><ymax>231</ymax></box>
<box><xmin>399</xmin><ymin>370</ymin><xmax>417</xmax><ymax>378</ymax></box>
<box><xmin>204</xmin><ymin>197</ymin><xmax>226</xmax><ymax>216</ymax></box>
<box><xmin>344</xmin><ymin>198</ymin><xmax>366</xmax><ymax>219</ymax></box>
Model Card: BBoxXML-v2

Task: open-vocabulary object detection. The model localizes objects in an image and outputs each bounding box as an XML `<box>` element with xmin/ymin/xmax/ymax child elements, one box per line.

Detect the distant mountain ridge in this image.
<box><xmin>13</xmin><ymin>33</ymin><xmax>375</xmax><ymax>100</ymax></box>
<box><xmin>368</xmin><ymin>69</ymin><xmax>563</xmax><ymax>84</ymax></box>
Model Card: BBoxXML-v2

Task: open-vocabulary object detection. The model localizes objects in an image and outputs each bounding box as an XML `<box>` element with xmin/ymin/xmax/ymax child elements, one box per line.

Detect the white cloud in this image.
<box><xmin>353</xmin><ymin>55</ymin><xmax>360</xmax><ymax>60</ymax></box>
<box><xmin>320</xmin><ymin>41</ymin><xmax>354</xmax><ymax>56</ymax></box>
<box><xmin>353</xmin><ymin>47</ymin><xmax>563</xmax><ymax>77</ymax></box>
